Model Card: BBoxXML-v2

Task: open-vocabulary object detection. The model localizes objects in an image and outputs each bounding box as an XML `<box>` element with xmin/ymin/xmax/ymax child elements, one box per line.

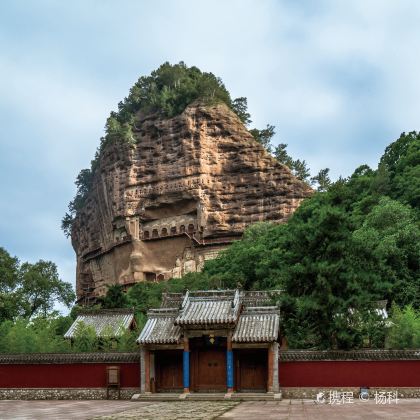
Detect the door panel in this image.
<box><xmin>193</xmin><ymin>349</ymin><xmax>226</xmax><ymax>391</ymax></box>
<box><xmin>155</xmin><ymin>350</ymin><xmax>183</xmax><ymax>392</ymax></box>
<box><xmin>236</xmin><ymin>349</ymin><xmax>267</xmax><ymax>392</ymax></box>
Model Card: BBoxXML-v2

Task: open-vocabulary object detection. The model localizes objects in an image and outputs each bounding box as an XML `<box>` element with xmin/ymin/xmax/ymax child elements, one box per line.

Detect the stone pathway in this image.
<box><xmin>93</xmin><ymin>401</ymin><xmax>238</xmax><ymax>419</ymax></box>
<box><xmin>0</xmin><ymin>400</ymin><xmax>135</xmax><ymax>420</ymax></box>
<box><xmin>219</xmin><ymin>399</ymin><xmax>420</xmax><ymax>419</ymax></box>
<box><xmin>0</xmin><ymin>399</ymin><xmax>419</xmax><ymax>419</ymax></box>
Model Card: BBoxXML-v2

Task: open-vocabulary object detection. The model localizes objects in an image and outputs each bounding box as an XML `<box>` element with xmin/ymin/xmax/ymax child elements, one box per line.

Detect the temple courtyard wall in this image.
<box><xmin>0</xmin><ymin>350</ymin><xmax>419</xmax><ymax>400</ymax></box>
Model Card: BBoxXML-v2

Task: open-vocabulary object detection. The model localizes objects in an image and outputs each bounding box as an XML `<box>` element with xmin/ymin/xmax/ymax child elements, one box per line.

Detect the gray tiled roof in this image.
<box><xmin>138</xmin><ymin>308</ymin><xmax>181</xmax><ymax>344</ymax></box>
<box><xmin>161</xmin><ymin>292</ymin><xmax>183</xmax><ymax>308</ymax></box>
<box><xmin>64</xmin><ymin>309</ymin><xmax>135</xmax><ymax>339</ymax></box>
<box><xmin>175</xmin><ymin>290</ymin><xmax>241</xmax><ymax>325</ymax></box>
<box><xmin>241</xmin><ymin>290</ymin><xmax>281</xmax><ymax>307</ymax></box>
<box><xmin>233</xmin><ymin>307</ymin><xmax>280</xmax><ymax>343</ymax></box>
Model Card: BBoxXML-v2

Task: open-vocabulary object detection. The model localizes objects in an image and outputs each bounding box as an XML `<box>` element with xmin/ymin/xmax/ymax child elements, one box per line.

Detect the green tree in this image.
<box><xmin>292</xmin><ymin>159</ymin><xmax>311</xmax><ymax>183</ymax></box>
<box><xmin>353</xmin><ymin>197</ymin><xmax>420</xmax><ymax>308</ymax></box>
<box><xmin>0</xmin><ymin>319</ymin><xmax>35</xmax><ymax>353</ymax></box>
<box><xmin>278</xmin><ymin>198</ymin><xmax>388</xmax><ymax>349</ymax></box>
<box><xmin>61</xmin><ymin>167</ymin><xmax>95</xmax><ymax>236</ymax></box>
<box><xmin>249</xmin><ymin>125</ymin><xmax>276</xmax><ymax>153</ymax></box>
<box><xmin>273</xmin><ymin>143</ymin><xmax>294</xmax><ymax>168</ymax></box>
<box><xmin>19</xmin><ymin>260</ymin><xmax>75</xmax><ymax>318</ymax></box>
<box><xmin>29</xmin><ymin>316</ymin><xmax>72</xmax><ymax>353</ymax></box>
<box><xmin>102</xmin><ymin>284</ymin><xmax>129</xmax><ymax>309</ymax></box>
<box><xmin>61</xmin><ymin>213</ymin><xmax>74</xmax><ymax>238</ymax></box>
<box><xmin>231</xmin><ymin>97</ymin><xmax>251</xmax><ymax>125</ymax></box>
<box><xmin>380</xmin><ymin>131</ymin><xmax>420</xmax><ymax>210</ymax></box>
<box><xmin>0</xmin><ymin>248</ymin><xmax>20</xmax><ymax>322</ymax></box>
<box><xmin>0</xmin><ymin>249</ymin><xmax>75</xmax><ymax>321</ymax></box>
<box><xmin>386</xmin><ymin>305</ymin><xmax>420</xmax><ymax>349</ymax></box>
<box><xmin>114</xmin><ymin>61</ymin><xmax>234</xmax><ymax>124</ymax></box>
<box><xmin>311</xmin><ymin>168</ymin><xmax>332</xmax><ymax>191</ymax></box>
<box><xmin>72</xmin><ymin>321</ymin><xmax>97</xmax><ymax>352</ymax></box>
<box><xmin>116</xmin><ymin>328</ymin><xmax>138</xmax><ymax>352</ymax></box>
<box><xmin>99</xmin><ymin>324</ymin><xmax>116</xmax><ymax>351</ymax></box>
<box><xmin>204</xmin><ymin>222</ymin><xmax>279</xmax><ymax>290</ymax></box>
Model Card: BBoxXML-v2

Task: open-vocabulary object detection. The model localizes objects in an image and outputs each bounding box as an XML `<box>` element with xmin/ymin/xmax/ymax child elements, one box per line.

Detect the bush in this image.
<box><xmin>72</xmin><ymin>321</ymin><xmax>98</xmax><ymax>352</ymax></box>
<box><xmin>386</xmin><ymin>305</ymin><xmax>420</xmax><ymax>349</ymax></box>
<box><xmin>0</xmin><ymin>316</ymin><xmax>73</xmax><ymax>353</ymax></box>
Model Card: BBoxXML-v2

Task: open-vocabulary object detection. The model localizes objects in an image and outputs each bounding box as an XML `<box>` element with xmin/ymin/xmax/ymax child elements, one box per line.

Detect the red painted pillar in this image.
<box><xmin>267</xmin><ymin>346</ymin><xmax>274</xmax><ymax>392</ymax></box>
<box><xmin>144</xmin><ymin>348</ymin><xmax>150</xmax><ymax>392</ymax></box>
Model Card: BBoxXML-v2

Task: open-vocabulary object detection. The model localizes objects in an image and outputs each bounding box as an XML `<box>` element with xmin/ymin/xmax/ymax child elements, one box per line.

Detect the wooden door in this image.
<box><xmin>236</xmin><ymin>349</ymin><xmax>267</xmax><ymax>392</ymax></box>
<box><xmin>155</xmin><ymin>350</ymin><xmax>183</xmax><ymax>392</ymax></box>
<box><xmin>192</xmin><ymin>349</ymin><xmax>226</xmax><ymax>392</ymax></box>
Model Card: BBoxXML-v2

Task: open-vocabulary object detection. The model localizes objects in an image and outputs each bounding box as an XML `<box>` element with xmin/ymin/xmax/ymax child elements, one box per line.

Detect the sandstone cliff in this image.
<box><xmin>71</xmin><ymin>102</ymin><xmax>312</xmax><ymax>302</ymax></box>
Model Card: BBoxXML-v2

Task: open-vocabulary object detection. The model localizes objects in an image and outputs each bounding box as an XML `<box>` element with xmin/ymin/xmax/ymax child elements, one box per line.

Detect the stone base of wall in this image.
<box><xmin>281</xmin><ymin>387</ymin><xmax>420</xmax><ymax>399</ymax></box>
<box><xmin>0</xmin><ymin>388</ymin><xmax>139</xmax><ymax>400</ymax></box>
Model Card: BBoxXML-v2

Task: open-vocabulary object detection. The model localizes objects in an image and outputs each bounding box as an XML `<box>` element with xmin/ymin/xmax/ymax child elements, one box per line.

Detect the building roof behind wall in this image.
<box><xmin>64</xmin><ymin>309</ymin><xmax>135</xmax><ymax>339</ymax></box>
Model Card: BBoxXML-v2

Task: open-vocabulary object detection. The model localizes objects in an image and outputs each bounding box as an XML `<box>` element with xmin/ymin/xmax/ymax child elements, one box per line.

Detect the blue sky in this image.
<box><xmin>1</xmin><ymin>1</ymin><xmax>420</xmax><ymax>307</ymax></box>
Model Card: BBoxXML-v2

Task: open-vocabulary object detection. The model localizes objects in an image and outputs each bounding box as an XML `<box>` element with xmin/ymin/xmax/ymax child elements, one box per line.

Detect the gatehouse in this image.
<box><xmin>137</xmin><ymin>290</ymin><xmax>280</xmax><ymax>394</ymax></box>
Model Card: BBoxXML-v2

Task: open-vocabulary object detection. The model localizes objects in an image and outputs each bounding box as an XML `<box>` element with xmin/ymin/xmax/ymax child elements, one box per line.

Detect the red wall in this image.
<box><xmin>1</xmin><ymin>360</ymin><xmax>419</xmax><ymax>389</ymax></box>
<box><xmin>0</xmin><ymin>363</ymin><xmax>140</xmax><ymax>388</ymax></box>
<box><xmin>279</xmin><ymin>360</ymin><xmax>420</xmax><ymax>387</ymax></box>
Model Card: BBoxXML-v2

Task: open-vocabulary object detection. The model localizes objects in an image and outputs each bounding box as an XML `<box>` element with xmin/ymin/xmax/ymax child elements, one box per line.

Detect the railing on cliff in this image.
<box><xmin>141</xmin><ymin>230</ymin><xmax>241</xmax><ymax>246</ymax></box>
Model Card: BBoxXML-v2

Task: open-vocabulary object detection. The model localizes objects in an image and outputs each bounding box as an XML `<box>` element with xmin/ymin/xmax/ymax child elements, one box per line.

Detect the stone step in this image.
<box><xmin>132</xmin><ymin>392</ymin><xmax>281</xmax><ymax>401</ymax></box>
<box><xmin>132</xmin><ymin>393</ymin><xmax>180</xmax><ymax>401</ymax></box>
<box><xmin>231</xmin><ymin>395</ymin><xmax>275</xmax><ymax>400</ymax></box>
<box><xmin>187</xmin><ymin>393</ymin><xmax>228</xmax><ymax>401</ymax></box>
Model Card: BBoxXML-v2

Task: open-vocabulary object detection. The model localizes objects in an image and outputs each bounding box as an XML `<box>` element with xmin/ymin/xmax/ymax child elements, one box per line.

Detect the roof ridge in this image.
<box><xmin>77</xmin><ymin>308</ymin><xmax>135</xmax><ymax>315</ymax></box>
<box><xmin>148</xmin><ymin>308</ymin><xmax>179</xmax><ymax>317</ymax></box>
<box><xmin>242</xmin><ymin>306</ymin><xmax>279</xmax><ymax>312</ymax></box>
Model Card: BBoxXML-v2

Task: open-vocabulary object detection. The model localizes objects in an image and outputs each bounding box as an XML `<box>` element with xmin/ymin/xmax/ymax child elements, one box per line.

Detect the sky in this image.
<box><xmin>1</xmin><ymin>0</ymin><xmax>420</xmax><ymax>311</ymax></box>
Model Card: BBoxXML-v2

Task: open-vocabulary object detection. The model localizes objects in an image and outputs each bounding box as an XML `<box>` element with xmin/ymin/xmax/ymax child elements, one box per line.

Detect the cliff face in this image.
<box><xmin>71</xmin><ymin>103</ymin><xmax>312</xmax><ymax>302</ymax></box>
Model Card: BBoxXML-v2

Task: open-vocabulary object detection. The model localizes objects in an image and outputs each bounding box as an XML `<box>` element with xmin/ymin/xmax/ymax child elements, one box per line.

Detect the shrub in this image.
<box><xmin>386</xmin><ymin>305</ymin><xmax>420</xmax><ymax>349</ymax></box>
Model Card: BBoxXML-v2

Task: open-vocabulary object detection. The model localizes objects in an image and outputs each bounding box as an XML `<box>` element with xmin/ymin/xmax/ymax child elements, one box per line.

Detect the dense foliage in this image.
<box><xmin>0</xmin><ymin>249</ymin><xmax>75</xmax><ymax>322</ymax></box>
<box><xmin>0</xmin><ymin>315</ymin><xmax>138</xmax><ymax>353</ymax></box>
<box><xmin>385</xmin><ymin>305</ymin><xmax>420</xmax><ymax>349</ymax></box>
